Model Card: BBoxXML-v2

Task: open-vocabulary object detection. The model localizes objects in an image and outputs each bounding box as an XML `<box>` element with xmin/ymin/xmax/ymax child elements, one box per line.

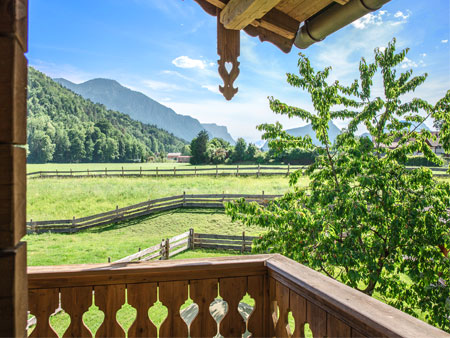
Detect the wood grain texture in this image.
<box><xmin>327</xmin><ymin>313</ymin><xmax>351</xmax><ymax>337</ymax></box>
<box><xmin>94</xmin><ymin>284</ymin><xmax>126</xmax><ymax>337</ymax></box>
<box><xmin>190</xmin><ymin>278</ymin><xmax>218</xmax><ymax>338</ymax></box>
<box><xmin>275</xmin><ymin>280</ymin><xmax>291</xmax><ymax>338</ymax></box>
<box><xmin>28</xmin><ymin>255</ymin><xmax>270</xmax><ymax>289</ymax></box>
<box><xmin>0</xmin><ymin>145</ymin><xmax>26</xmax><ymax>248</ymax></box>
<box><xmin>159</xmin><ymin>280</ymin><xmax>189</xmax><ymax>337</ymax></box>
<box><xmin>61</xmin><ymin>286</ymin><xmax>93</xmax><ymax>338</ymax></box>
<box><xmin>219</xmin><ymin>276</ymin><xmax>247</xmax><ymax>337</ymax></box>
<box><xmin>289</xmin><ymin>290</ymin><xmax>306</xmax><ymax>338</ymax></box>
<box><xmin>0</xmin><ymin>242</ymin><xmax>27</xmax><ymax>337</ymax></box>
<box><xmin>28</xmin><ymin>288</ymin><xmax>59</xmax><ymax>338</ymax></box>
<box><xmin>0</xmin><ymin>0</ymin><xmax>28</xmax><ymax>51</ymax></box>
<box><xmin>127</xmin><ymin>283</ymin><xmax>158</xmax><ymax>337</ymax></box>
<box><xmin>247</xmin><ymin>275</ymin><xmax>264</xmax><ymax>338</ymax></box>
<box><xmin>0</xmin><ymin>37</ymin><xmax>27</xmax><ymax>144</ymax></box>
<box><xmin>220</xmin><ymin>0</ymin><xmax>282</xmax><ymax>29</ymax></box>
<box><xmin>244</xmin><ymin>24</ymin><xmax>294</xmax><ymax>53</ymax></box>
<box><xmin>307</xmin><ymin>301</ymin><xmax>327</xmax><ymax>338</ymax></box>
<box><xmin>276</xmin><ymin>0</ymin><xmax>333</xmax><ymax>23</ymax></box>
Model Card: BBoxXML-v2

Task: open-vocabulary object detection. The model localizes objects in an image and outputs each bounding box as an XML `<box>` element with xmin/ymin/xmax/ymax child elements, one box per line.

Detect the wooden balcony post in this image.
<box><xmin>0</xmin><ymin>0</ymin><xmax>28</xmax><ymax>336</ymax></box>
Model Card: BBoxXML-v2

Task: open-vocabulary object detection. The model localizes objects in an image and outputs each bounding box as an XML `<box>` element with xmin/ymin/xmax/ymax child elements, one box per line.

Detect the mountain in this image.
<box><xmin>201</xmin><ymin>123</ymin><xmax>235</xmax><ymax>145</ymax></box>
<box><xmin>28</xmin><ymin>67</ymin><xmax>186</xmax><ymax>163</ymax></box>
<box><xmin>54</xmin><ymin>78</ymin><xmax>235</xmax><ymax>143</ymax></box>
<box><xmin>262</xmin><ymin>121</ymin><xmax>341</xmax><ymax>151</ymax></box>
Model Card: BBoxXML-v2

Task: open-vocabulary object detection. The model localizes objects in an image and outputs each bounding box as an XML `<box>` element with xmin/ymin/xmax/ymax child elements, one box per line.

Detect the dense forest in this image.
<box><xmin>27</xmin><ymin>67</ymin><xmax>186</xmax><ymax>163</ymax></box>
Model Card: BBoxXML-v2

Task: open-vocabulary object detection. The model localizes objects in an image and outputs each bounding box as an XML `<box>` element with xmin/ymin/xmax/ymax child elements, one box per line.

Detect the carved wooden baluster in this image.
<box><xmin>127</xmin><ymin>283</ymin><xmax>157</xmax><ymax>337</ymax></box>
<box><xmin>327</xmin><ymin>313</ymin><xmax>351</xmax><ymax>337</ymax></box>
<box><xmin>275</xmin><ymin>281</ymin><xmax>291</xmax><ymax>338</ymax></box>
<box><xmin>247</xmin><ymin>275</ymin><xmax>264</xmax><ymax>337</ymax></box>
<box><xmin>60</xmin><ymin>286</ymin><xmax>93</xmax><ymax>338</ymax></box>
<box><xmin>190</xmin><ymin>279</ymin><xmax>218</xmax><ymax>338</ymax></box>
<box><xmin>289</xmin><ymin>291</ymin><xmax>307</xmax><ymax>338</ymax></box>
<box><xmin>219</xmin><ymin>277</ymin><xmax>247</xmax><ymax>337</ymax></box>
<box><xmin>159</xmin><ymin>280</ymin><xmax>189</xmax><ymax>337</ymax></box>
<box><xmin>217</xmin><ymin>8</ymin><xmax>240</xmax><ymax>100</ymax></box>
<box><xmin>94</xmin><ymin>284</ymin><xmax>126</xmax><ymax>337</ymax></box>
<box><xmin>307</xmin><ymin>301</ymin><xmax>327</xmax><ymax>338</ymax></box>
<box><xmin>269</xmin><ymin>277</ymin><xmax>277</xmax><ymax>335</ymax></box>
<box><xmin>28</xmin><ymin>288</ymin><xmax>59</xmax><ymax>338</ymax></box>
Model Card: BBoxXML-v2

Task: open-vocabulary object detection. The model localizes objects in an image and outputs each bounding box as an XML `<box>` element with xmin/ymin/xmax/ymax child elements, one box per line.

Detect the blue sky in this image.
<box><xmin>29</xmin><ymin>0</ymin><xmax>449</xmax><ymax>142</ymax></box>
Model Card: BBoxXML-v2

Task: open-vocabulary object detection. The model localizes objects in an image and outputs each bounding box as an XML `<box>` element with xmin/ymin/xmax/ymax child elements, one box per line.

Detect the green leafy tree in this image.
<box><xmin>190</xmin><ymin>130</ymin><xmax>209</xmax><ymax>164</ymax></box>
<box><xmin>226</xmin><ymin>39</ymin><xmax>450</xmax><ymax>330</ymax></box>
<box><xmin>245</xmin><ymin>143</ymin><xmax>259</xmax><ymax>161</ymax></box>
<box><xmin>231</xmin><ymin>137</ymin><xmax>247</xmax><ymax>163</ymax></box>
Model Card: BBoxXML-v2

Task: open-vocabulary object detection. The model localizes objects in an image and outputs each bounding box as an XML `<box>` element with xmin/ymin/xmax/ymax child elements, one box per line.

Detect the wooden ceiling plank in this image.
<box><xmin>220</xmin><ymin>0</ymin><xmax>283</xmax><ymax>30</ymax></box>
<box><xmin>283</xmin><ymin>0</ymin><xmax>334</xmax><ymax>23</ymax></box>
<box><xmin>333</xmin><ymin>0</ymin><xmax>350</xmax><ymax>4</ymax></box>
<box><xmin>203</xmin><ymin>0</ymin><xmax>226</xmax><ymax>10</ymax></box>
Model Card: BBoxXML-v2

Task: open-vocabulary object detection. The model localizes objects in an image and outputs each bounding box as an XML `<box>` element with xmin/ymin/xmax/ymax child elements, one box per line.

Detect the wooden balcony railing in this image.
<box><xmin>27</xmin><ymin>254</ymin><xmax>448</xmax><ymax>337</ymax></box>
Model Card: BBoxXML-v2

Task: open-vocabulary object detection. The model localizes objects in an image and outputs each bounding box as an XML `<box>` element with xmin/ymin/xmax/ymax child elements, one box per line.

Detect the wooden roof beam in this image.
<box><xmin>220</xmin><ymin>0</ymin><xmax>283</xmax><ymax>30</ymax></box>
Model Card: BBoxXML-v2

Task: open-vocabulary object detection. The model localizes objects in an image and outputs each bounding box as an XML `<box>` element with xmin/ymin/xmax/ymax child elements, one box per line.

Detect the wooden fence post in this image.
<box><xmin>189</xmin><ymin>228</ymin><xmax>194</xmax><ymax>250</ymax></box>
<box><xmin>140</xmin><ymin>166</ymin><xmax>142</xmax><ymax>176</ymax></box>
<box><xmin>165</xmin><ymin>238</ymin><xmax>170</xmax><ymax>260</ymax></box>
<box><xmin>72</xmin><ymin>216</ymin><xmax>76</xmax><ymax>233</ymax></box>
<box><xmin>287</xmin><ymin>163</ymin><xmax>290</xmax><ymax>176</ymax></box>
<box><xmin>174</xmin><ymin>166</ymin><xmax>176</xmax><ymax>176</ymax></box>
<box><xmin>159</xmin><ymin>239</ymin><xmax>165</xmax><ymax>260</ymax></box>
<box><xmin>257</xmin><ymin>164</ymin><xmax>260</xmax><ymax>177</ymax></box>
<box><xmin>138</xmin><ymin>248</ymin><xmax>141</xmax><ymax>260</ymax></box>
<box><xmin>156</xmin><ymin>167</ymin><xmax>158</xmax><ymax>177</ymax></box>
<box><xmin>242</xmin><ymin>231</ymin><xmax>246</xmax><ymax>253</ymax></box>
<box><xmin>105</xmin><ymin>167</ymin><xmax>107</xmax><ymax>176</ymax></box>
<box><xmin>108</xmin><ymin>257</ymin><xmax>111</xmax><ymax>263</ymax></box>
<box><xmin>195</xmin><ymin>166</ymin><xmax>197</xmax><ymax>176</ymax></box>
<box><xmin>56</xmin><ymin>169</ymin><xmax>58</xmax><ymax>177</ymax></box>
<box><xmin>183</xmin><ymin>191</ymin><xmax>186</xmax><ymax>207</ymax></box>
<box><xmin>122</xmin><ymin>166</ymin><xmax>124</xmax><ymax>177</ymax></box>
<box><xmin>116</xmin><ymin>205</ymin><xmax>119</xmax><ymax>219</ymax></box>
<box><xmin>237</xmin><ymin>165</ymin><xmax>239</xmax><ymax>176</ymax></box>
<box><xmin>262</xmin><ymin>190</ymin><xmax>265</xmax><ymax>202</ymax></box>
<box><xmin>87</xmin><ymin>168</ymin><xmax>90</xmax><ymax>177</ymax></box>
<box><xmin>70</xmin><ymin>168</ymin><xmax>73</xmax><ymax>176</ymax></box>
<box><xmin>30</xmin><ymin>219</ymin><xmax>35</xmax><ymax>233</ymax></box>
<box><xmin>216</xmin><ymin>164</ymin><xmax>218</xmax><ymax>177</ymax></box>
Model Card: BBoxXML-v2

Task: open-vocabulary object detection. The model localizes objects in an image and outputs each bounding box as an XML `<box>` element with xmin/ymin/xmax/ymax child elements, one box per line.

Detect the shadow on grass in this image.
<box><xmin>84</xmin><ymin>207</ymin><xmax>227</xmax><ymax>234</ymax></box>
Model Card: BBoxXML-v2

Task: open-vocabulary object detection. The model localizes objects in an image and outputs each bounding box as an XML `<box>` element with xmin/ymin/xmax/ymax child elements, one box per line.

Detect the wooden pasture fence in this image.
<box><xmin>26</xmin><ymin>193</ymin><xmax>281</xmax><ymax>234</ymax></box>
<box><xmin>112</xmin><ymin>229</ymin><xmax>257</xmax><ymax>264</ymax></box>
<box><xmin>27</xmin><ymin>165</ymin><xmax>449</xmax><ymax>179</ymax></box>
<box><xmin>26</xmin><ymin>164</ymin><xmax>304</xmax><ymax>178</ymax></box>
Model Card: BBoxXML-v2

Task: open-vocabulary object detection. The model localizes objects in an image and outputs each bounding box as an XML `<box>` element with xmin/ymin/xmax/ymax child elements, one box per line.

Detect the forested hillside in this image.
<box><xmin>27</xmin><ymin>67</ymin><xmax>186</xmax><ymax>163</ymax></box>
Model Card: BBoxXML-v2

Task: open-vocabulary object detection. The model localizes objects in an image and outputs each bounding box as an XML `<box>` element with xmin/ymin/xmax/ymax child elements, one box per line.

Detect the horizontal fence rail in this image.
<box><xmin>27</xmin><ymin>164</ymin><xmax>307</xmax><ymax>178</ymax></box>
<box><xmin>27</xmin><ymin>193</ymin><xmax>281</xmax><ymax>234</ymax></box>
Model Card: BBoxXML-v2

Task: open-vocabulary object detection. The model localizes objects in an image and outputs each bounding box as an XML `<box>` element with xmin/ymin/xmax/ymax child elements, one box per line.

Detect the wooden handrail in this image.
<box><xmin>27</xmin><ymin>254</ymin><xmax>447</xmax><ymax>337</ymax></box>
<box><xmin>265</xmin><ymin>254</ymin><xmax>448</xmax><ymax>337</ymax></box>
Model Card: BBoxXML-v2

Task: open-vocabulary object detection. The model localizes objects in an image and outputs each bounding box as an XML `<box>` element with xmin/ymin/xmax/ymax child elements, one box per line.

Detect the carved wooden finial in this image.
<box><xmin>217</xmin><ymin>9</ymin><xmax>240</xmax><ymax>100</ymax></box>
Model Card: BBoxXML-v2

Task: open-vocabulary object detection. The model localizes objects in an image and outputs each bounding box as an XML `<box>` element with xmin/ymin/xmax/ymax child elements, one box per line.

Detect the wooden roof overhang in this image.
<box><xmin>192</xmin><ymin>0</ymin><xmax>390</xmax><ymax>100</ymax></box>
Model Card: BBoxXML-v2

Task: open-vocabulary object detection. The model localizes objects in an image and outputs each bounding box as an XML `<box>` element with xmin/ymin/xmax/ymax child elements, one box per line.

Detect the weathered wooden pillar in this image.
<box><xmin>0</xmin><ymin>0</ymin><xmax>28</xmax><ymax>336</ymax></box>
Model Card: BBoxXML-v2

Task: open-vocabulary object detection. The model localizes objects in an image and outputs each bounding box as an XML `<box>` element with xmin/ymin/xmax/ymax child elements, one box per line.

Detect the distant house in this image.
<box><xmin>167</xmin><ymin>152</ymin><xmax>182</xmax><ymax>161</ymax></box>
<box><xmin>426</xmin><ymin>131</ymin><xmax>446</xmax><ymax>156</ymax></box>
<box><xmin>177</xmin><ymin>156</ymin><xmax>191</xmax><ymax>163</ymax></box>
<box><xmin>375</xmin><ymin>131</ymin><xmax>447</xmax><ymax>156</ymax></box>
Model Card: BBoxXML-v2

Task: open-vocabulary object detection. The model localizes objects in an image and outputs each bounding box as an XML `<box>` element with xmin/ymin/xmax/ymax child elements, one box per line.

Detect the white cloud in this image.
<box><xmin>400</xmin><ymin>57</ymin><xmax>418</xmax><ymax>69</ymax></box>
<box><xmin>352</xmin><ymin>11</ymin><xmax>386</xmax><ymax>29</ymax></box>
<box><xmin>394</xmin><ymin>11</ymin><xmax>410</xmax><ymax>20</ymax></box>
<box><xmin>142</xmin><ymin>79</ymin><xmax>181</xmax><ymax>91</ymax></box>
<box><xmin>421</xmin><ymin>53</ymin><xmax>427</xmax><ymax>57</ymax></box>
<box><xmin>441</xmin><ymin>39</ymin><xmax>448</xmax><ymax>43</ymax></box>
<box><xmin>172</xmin><ymin>56</ymin><xmax>207</xmax><ymax>69</ymax></box>
<box><xmin>201</xmin><ymin>84</ymin><xmax>221</xmax><ymax>94</ymax></box>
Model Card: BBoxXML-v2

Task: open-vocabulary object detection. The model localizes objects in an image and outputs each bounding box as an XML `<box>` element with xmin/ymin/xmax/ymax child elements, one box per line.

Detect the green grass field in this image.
<box><xmin>26</xmin><ymin>208</ymin><xmax>261</xmax><ymax>266</ymax></box>
<box><xmin>27</xmin><ymin>175</ymin><xmax>301</xmax><ymax>220</ymax></box>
